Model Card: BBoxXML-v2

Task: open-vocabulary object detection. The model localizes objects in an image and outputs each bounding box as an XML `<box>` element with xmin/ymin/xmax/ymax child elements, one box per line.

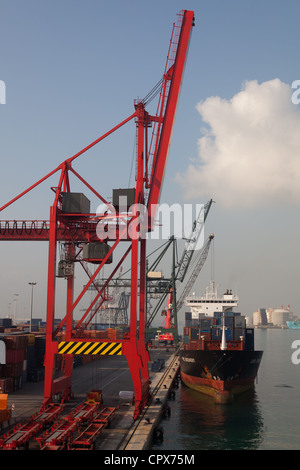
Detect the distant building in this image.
<box><xmin>253</xmin><ymin>305</ymin><xmax>293</xmax><ymax>327</ymax></box>
<box><xmin>253</xmin><ymin>308</ymin><xmax>268</xmax><ymax>326</ymax></box>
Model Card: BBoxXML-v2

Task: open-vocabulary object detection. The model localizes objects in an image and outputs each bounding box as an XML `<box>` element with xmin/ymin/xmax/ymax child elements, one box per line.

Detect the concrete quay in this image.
<box><xmin>121</xmin><ymin>350</ymin><xmax>180</xmax><ymax>450</ymax></box>
<box><xmin>96</xmin><ymin>348</ymin><xmax>180</xmax><ymax>451</ymax></box>
<box><xmin>1</xmin><ymin>347</ymin><xmax>181</xmax><ymax>451</ymax></box>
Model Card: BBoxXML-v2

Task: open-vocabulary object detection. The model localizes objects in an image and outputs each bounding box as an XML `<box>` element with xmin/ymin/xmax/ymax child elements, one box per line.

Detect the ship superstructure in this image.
<box><xmin>185</xmin><ymin>280</ymin><xmax>238</xmax><ymax>318</ymax></box>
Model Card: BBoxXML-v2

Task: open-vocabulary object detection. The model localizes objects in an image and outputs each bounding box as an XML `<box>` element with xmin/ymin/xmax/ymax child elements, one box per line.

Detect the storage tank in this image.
<box><xmin>272</xmin><ymin>308</ymin><xmax>291</xmax><ymax>326</ymax></box>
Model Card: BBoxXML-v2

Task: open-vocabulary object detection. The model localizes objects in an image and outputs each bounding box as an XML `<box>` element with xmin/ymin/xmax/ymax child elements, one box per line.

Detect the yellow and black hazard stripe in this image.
<box><xmin>58</xmin><ymin>341</ymin><xmax>123</xmax><ymax>356</ymax></box>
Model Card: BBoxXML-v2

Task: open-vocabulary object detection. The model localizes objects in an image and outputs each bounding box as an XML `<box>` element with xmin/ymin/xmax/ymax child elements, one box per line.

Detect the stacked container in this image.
<box><xmin>27</xmin><ymin>334</ymin><xmax>45</xmax><ymax>382</ymax></box>
<box><xmin>183</xmin><ymin>312</ymin><xmax>254</xmax><ymax>351</ymax></box>
<box><xmin>212</xmin><ymin>312</ymin><xmax>247</xmax><ymax>342</ymax></box>
<box><xmin>1</xmin><ymin>334</ymin><xmax>28</xmax><ymax>391</ymax></box>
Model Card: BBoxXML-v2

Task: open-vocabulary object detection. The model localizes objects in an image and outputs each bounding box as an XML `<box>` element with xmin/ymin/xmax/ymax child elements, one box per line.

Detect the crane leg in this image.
<box><xmin>124</xmin><ymin>343</ymin><xmax>150</xmax><ymax>420</ymax></box>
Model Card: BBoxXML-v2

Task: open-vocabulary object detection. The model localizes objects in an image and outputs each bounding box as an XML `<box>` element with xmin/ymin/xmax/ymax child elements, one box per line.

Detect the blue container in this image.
<box><xmin>200</xmin><ymin>319</ymin><xmax>212</xmax><ymax>330</ymax></box>
<box><xmin>185</xmin><ymin>312</ymin><xmax>192</xmax><ymax>321</ymax></box>
<box><xmin>0</xmin><ymin>318</ymin><xmax>12</xmax><ymax>328</ymax></box>
<box><xmin>212</xmin><ymin>327</ymin><xmax>233</xmax><ymax>340</ymax></box>
<box><xmin>234</xmin><ymin>316</ymin><xmax>246</xmax><ymax>328</ymax></box>
<box><xmin>190</xmin><ymin>328</ymin><xmax>199</xmax><ymax>340</ymax></box>
<box><xmin>245</xmin><ymin>328</ymin><xmax>254</xmax><ymax>350</ymax></box>
<box><xmin>213</xmin><ymin>312</ymin><xmax>222</xmax><ymax>318</ymax></box>
<box><xmin>224</xmin><ymin>316</ymin><xmax>234</xmax><ymax>328</ymax></box>
<box><xmin>27</xmin><ymin>368</ymin><xmax>44</xmax><ymax>382</ymax></box>
<box><xmin>27</xmin><ymin>344</ymin><xmax>36</xmax><ymax>369</ymax></box>
<box><xmin>211</xmin><ymin>327</ymin><xmax>221</xmax><ymax>340</ymax></box>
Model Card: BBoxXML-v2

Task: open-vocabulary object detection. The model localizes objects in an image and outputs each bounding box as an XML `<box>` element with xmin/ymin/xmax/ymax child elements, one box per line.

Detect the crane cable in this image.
<box><xmin>143</xmin><ymin>76</ymin><xmax>164</xmax><ymax>106</ymax></box>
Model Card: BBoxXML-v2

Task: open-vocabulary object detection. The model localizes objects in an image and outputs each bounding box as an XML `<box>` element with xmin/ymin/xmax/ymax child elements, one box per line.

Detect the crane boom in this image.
<box><xmin>176</xmin><ymin>199</ymin><xmax>213</xmax><ymax>283</ymax></box>
<box><xmin>176</xmin><ymin>234</ymin><xmax>214</xmax><ymax>312</ymax></box>
<box><xmin>146</xmin><ymin>10</ymin><xmax>195</xmax><ymax>226</ymax></box>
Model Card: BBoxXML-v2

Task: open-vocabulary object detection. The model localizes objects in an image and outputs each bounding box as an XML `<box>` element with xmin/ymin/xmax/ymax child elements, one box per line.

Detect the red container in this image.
<box><xmin>6</xmin><ymin>348</ymin><xmax>25</xmax><ymax>364</ymax></box>
<box><xmin>4</xmin><ymin>334</ymin><xmax>28</xmax><ymax>350</ymax></box>
<box><xmin>183</xmin><ymin>327</ymin><xmax>190</xmax><ymax>337</ymax></box>
<box><xmin>0</xmin><ymin>378</ymin><xmax>14</xmax><ymax>393</ymax></box>
<box><xmin>200</xmin><ymin>331</ymin><xmax>211</xmax><ymax>340</ymax></box>
<box><xmin>4</xmin><ymin>362</ymin><xmax>23</xmax><ymax>378</ymax></box>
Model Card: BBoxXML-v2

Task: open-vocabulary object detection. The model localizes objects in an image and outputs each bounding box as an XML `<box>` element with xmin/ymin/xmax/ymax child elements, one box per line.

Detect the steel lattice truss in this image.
<box><xmin>0</xmin><ymin>10</ymin><xmax>195</xmax><ymax>419</ymax></box>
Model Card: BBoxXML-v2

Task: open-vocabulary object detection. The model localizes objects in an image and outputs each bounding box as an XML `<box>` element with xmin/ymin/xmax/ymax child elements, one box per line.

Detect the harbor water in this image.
<box><xmin>151</xmin><ymin>329</ymin><xmax>300</xmax><ymax>450</ymax></box>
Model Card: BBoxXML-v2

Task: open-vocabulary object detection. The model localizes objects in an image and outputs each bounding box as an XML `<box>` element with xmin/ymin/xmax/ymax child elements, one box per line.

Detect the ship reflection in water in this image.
<box><xmin>152</xmin><ymin>383</ymin><xmax>263</xmax><ymax>450</ymax></box>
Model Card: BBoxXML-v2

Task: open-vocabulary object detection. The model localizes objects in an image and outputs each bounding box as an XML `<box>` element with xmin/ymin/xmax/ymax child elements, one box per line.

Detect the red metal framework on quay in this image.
<box><xmin>0</xmin><ymin>10</ymin><xmax>195</xmax><ymax>420</ymax></box>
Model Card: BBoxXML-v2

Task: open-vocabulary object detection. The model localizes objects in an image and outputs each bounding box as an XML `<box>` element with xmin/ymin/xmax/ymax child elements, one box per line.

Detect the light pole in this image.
<box><xmin>13</xmin><ymin>294</ymin><xmax>19</xmax><ymax>324</ymax></box>
<box><xmin>28</xmin><ymin>283</ymin><xmax>37</xmax><ymax>333</ymax></box>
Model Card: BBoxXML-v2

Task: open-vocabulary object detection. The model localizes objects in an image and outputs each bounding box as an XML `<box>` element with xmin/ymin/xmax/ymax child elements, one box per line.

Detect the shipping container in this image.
<box><xmin>27</xmin><ymin>344</ymin><xmax>36</xmax><ymax>369</ymax></box>
<box><xmin>0</xmin><ymin>318</ymin><xmax>12</xmax><ymax>328</ymax></box>
<box><xmin>200</xmin><ymin>318</ymin><xmax>212</xmax><ymax>331</ymax></box>
<box><xmin>112</xmin><ymin>188</ymin><xmax>135</xmax><ymax>210</ymax></box>
<box><xmin>224</xmin><ymin>316</ymin><xmax>234</xmax><ymax>328</ymax></box>
<box><xmin>190</xmin><ymin>328</ymin><xmax>200</xmax><ymax>340</ymax></box>
<box><xmin>27</xmin><ymin>368</ymin><xmax>44</xmax><ymax>383</ymax></box>
<box><xmin>211</xmin><ymin>327</ymin><xmax>221</xmax><ymax>340</ymax></box>
<box><xmin>185</xmin><ymin>312</ymin><xmax>191</xmax><ymax>321</ymax></box>
<box><xmin>245</xmin><ymin>329</ymin><xmax>254</xmax><ymax>350</ymax></box>
<box><xmin>199</xmin><ymin>331</ymin><xmax>211</xmax><ymax>341</ymax></box>
<box><xmin>234</xmin><ymin>328</ymin><xmax>245</xmax><ymax>340</ymax></box>
<box><xmin>27</xmin><ymin>334</ymin><xmax>36</xmax><ymax>346</ymax></box>
<box><xmin>6</xmin><ymin>348</ymin><xmax>25</xmax><ymax>364</ymax></box>
<box><xmin>35</xmin><ymin>338</ymin><xmax>46</xmax><ymax>368</ymax></box>
<box><xmin>4</xmin><ymin>362</ymin><xmax>23</xmax><ymax>378</ymax></box>
<box><xmin>82</xmin><ymin>242</ymin><xmax>112</xmax><ymax>264</ymax></box>
<box><xmin>234</xmin><ymin>316</ymin><xmax>246</xmax><ymax>328</ymax></box>
<box><xmin>4</xmin><ymin>334</ymin><xmax>28</xmax><ymax>350</ymax></box>
<box><xmin>212</xmin><ymin>327</ymin><xmax>233</xmax><ymax>340</ymax></box>
<box><xmin>213</xmin><ymin>312</ymin><xmax>222</xmax><ymax>318</ymax></box>
<box><xmin>61</xmin><ymin>192</ymin><xmax>90</xmax><ymax>214</ymax></box>
<box><xmin>0</xmin><ymin>378</ymin><xmax>13</xmax><ymax>393</ymax></box>
<box><xmin>13</xmin><ymin>376</ymin><xmax>22</xmax><ymax>391</ymax></box>
<box><xmin>183</xmin><ymin>327</ymin><xmax>190</xmax><ymax>337</ymax></box>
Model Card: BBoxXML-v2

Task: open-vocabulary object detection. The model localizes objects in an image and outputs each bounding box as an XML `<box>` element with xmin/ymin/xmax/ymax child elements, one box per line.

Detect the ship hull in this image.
<box><xmin>287</xmin><ymin>321</ymin><xmax>300</xmax><ymax>329</ymax></box>
<box><xmin>179</xmin><ymin>349</ymin><xmax>263</xmax><ymax>403</ymax></box>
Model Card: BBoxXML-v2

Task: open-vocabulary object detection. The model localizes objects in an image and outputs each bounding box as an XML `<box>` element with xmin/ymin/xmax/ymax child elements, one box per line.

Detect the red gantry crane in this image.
<box><xmin>0</xmin><ymin>10</ymin><xmax>194</xmax><ymax>419</ymax></box>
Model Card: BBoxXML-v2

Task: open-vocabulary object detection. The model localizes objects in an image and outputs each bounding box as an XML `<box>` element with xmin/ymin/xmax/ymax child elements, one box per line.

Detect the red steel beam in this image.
<box><xmin>0</xmin><ymin>11</ymin><xmax>194</xmax><ymax>420</ymax></box>
<box><xmin>147</xmin><ymin>10</ymin><xmax>194</xmax><ymax>225</ymax></box>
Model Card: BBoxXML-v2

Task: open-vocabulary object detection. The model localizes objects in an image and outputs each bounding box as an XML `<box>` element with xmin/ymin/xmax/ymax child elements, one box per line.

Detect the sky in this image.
<box><xmin>0</xmin><ymin>0</ymin><xmax>299</xmax><ymax>331</ymax></box>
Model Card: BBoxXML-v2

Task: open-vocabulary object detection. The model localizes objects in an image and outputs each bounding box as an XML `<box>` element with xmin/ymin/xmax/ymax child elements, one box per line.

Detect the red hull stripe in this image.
<box><xmin>181</xmin><ymin>371</ymin><xmax>255</xmax><ymax>395</ymax></box>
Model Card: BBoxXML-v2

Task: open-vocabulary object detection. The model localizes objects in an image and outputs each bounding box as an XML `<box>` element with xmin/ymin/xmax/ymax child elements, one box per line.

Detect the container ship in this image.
<box><xmin>179</xmin><ymin>281</ymin><xmax>263</xmax><ymax>403</ymax></box>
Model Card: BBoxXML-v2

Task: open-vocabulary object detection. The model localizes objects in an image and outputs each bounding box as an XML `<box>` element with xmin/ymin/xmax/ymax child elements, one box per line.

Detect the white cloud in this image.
<box><xmin>176</xmin><ymin>79</ymin><xmax>300</xmax><ymax>208</ymax></box>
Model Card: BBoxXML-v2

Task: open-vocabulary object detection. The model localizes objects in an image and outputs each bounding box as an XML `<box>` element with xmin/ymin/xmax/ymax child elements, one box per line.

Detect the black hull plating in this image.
<box><xmin>179</xmin><ymin>349</ymin><xmax>263</xmax><ymax>401</ymax></box>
